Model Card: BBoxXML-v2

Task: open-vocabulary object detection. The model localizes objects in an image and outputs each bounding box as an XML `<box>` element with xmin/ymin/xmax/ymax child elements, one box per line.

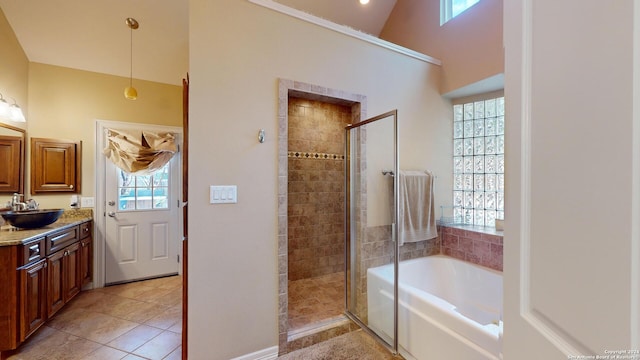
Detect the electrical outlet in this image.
<box><xmin>70</xmin><ymin>195</ymin><xmax>79</xmax><ymax>208</ymax></box>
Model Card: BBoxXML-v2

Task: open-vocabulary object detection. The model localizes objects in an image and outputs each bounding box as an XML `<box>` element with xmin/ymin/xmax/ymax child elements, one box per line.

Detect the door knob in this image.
<box><xmin>108</xmin><ymin>212</ymin><xmax>116</xmax><ymax>217</ymax></box>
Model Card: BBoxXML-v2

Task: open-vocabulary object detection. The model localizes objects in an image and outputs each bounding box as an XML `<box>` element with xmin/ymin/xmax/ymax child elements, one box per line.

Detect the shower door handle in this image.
<box><xmin>391</xmin><ymin>223</ymin><xmax>396</xmax><ymax>242</ymax></box>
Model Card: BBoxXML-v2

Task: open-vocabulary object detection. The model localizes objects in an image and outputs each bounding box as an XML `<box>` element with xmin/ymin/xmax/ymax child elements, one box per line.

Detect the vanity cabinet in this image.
<box><xmin>30</xmin><ymin>138</ymin><xmax>81</xmax><ymax>194</ymax></box>
<box><xmin>19</xmin><ymin>259</ymin><xmax>47</xmax><ymax>341</ymax></box>
<box><xmin>47</xmin><ymin>241</ymin><xmax>81</xmax><ymax>317</ymax></box>
<box><xmin>0</xmin><ymin>220</ymin><xmax>93</xmax><ymax>352</ymax></box>
<box><xmin>79</xmin><ymin>222</ymin><xmax>92</xmax><ymax>286</ymax></box>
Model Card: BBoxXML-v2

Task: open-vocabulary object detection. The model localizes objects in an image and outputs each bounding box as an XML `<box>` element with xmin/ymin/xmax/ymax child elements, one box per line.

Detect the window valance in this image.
<box><xmin>103</xmin><ymin>128</ymin><xmax>177</xmax><ymax>175</ymax></box>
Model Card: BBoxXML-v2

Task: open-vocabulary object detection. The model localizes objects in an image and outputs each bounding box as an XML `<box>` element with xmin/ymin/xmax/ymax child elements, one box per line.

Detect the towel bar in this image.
<box><xmin>382</xmin><ymin>170</ymin><xmax>438</xmax><ymax>179</ymax></box>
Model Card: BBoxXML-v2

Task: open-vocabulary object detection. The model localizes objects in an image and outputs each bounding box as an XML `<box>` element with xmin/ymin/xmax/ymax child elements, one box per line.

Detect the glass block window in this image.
<box><xmin>441</xmin><ymin>0</ymin><xmax>480</xmax><ymax>25</ymax></box>
<box><xmin>452</xmin><ymin>97</ymin><xmax>504</xmax><ymax>227</ymax></box>
<box><xmin>117</xmin><ymin>163</ymin><xmax>170</xmax><ymax>211</ymax></box>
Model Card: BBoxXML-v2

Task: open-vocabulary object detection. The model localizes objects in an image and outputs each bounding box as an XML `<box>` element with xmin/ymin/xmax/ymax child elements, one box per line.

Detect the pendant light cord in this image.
<box><xmin>129</xmin><ymin>24</ymin><xmax>133</xmax><ymax>87</ymax></box>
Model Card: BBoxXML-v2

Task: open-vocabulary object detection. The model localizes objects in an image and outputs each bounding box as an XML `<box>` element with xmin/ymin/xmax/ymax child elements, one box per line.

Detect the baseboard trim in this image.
<box><xmin>231</xmin><ymin>346</ymin><xmax>279</xmax><ymax>360</ymax></box>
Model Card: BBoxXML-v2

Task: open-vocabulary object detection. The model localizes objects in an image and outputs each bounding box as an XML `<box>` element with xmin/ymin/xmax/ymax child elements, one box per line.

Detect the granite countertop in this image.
<box><xmin>0</xmin><ymin>209</ymin><xmax>93</xmax><ymax>247</ymax></box>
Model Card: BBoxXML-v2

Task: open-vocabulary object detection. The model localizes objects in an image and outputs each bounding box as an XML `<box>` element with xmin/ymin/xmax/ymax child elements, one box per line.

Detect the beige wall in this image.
<box><xmin>2</xmin><ymin>7</ymin><xmax>183</xmax><ymax>210</ymax></box>
<box><xmin>0</xmin><ymin>7</ymin><xmax>27</xmax><ymax>130</ymax></box>
<box><xmin>1</xmin><ymin>7</ymin><xmax>183</xmax><ymax>210</ymax></box>
<box><xmin>380</xmin><ymin>0</ymin><xmax>503</xmax><ymax>95</ymax></box>
<box><xmin>25</xmin><ymin>63</ymin><xmax>182</xmax><ymax>209</ymax></box>
<box><xmin>189</xmin><ymin>0</ymin><xmax>451</xmax><ymax>358</ymax></box>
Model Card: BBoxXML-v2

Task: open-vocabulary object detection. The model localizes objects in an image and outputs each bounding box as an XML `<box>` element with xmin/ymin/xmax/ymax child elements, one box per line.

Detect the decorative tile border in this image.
<box><xmin>287</xmin><ymin>151</ymin><xmax>345</xmax><ymax>160</ymax></box>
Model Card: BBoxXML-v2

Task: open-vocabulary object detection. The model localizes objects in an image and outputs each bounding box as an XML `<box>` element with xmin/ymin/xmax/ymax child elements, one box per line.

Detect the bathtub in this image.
<box><xmin>367</xmin><ymin>255</ymin><xmax>503</xmax><ymax>360</ymax></box>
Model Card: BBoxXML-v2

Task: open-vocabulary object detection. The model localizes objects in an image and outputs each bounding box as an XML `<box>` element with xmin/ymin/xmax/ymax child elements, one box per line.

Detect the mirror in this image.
<box><xmin>0</xmin><ymin>122</ymin><xmax>25</xmax><ymax>194</ymax></box>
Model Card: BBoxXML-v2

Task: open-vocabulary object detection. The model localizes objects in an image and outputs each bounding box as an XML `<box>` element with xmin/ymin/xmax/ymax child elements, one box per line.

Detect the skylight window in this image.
<box><xmin>441</xmin><ymin>0</ymin><xmax>480</xmax><ymax>25</ymax></box>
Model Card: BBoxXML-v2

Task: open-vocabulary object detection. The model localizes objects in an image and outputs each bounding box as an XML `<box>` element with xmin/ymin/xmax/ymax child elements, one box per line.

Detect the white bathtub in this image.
<box><xmin>367</xmin><ymin>255</ymin><xmax>503</xmax><ymax>360</ymax></box>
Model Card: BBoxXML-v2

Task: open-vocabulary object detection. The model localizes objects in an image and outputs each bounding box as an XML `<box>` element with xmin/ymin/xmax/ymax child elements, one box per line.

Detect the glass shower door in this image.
<box><xmin>345</xmin><ymin>110</ymin><xmax>399</xmax><ymax>354</ymax></box>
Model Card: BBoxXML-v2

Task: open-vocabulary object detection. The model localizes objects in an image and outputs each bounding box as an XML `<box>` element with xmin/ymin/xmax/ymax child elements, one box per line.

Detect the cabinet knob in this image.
<box><xmin>69</xmin><ymin>185</ymin><xmax>74</xmax><ymax>189</ymax></box>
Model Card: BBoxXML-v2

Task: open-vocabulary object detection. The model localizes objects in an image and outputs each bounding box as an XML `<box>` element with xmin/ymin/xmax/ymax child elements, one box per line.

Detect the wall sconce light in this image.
<box><xmin>124</xmin><ymin>17</ymin><xmax>139</xmax><ymax>100</ymax></box>
<box><xmin>9</xmin><ymin>99</ymin><xmax>26</xmax><ymax>122</ymax></box>
<box><xmin>0</xmin><ymin>93</ymin><xmax>9</xmax><ymax>119</ymax></box>
<box><xmin>0</xmin><ymin>93</ymin><xmax>25</xmax><ymax>122</ymax></box>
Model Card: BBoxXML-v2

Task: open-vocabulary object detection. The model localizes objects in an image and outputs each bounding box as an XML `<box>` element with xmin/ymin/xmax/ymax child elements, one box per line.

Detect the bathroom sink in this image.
<box><xmin>1</xmin><ymin>209</ymin><xmax>64</xmax><ymax>229</ymax></box>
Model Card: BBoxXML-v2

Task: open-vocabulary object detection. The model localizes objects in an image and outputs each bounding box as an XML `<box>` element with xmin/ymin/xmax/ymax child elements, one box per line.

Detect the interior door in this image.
<box><xmin>504</xmin><ymin>0</ymin><xmax>638</xmax><ymax>358</ymax></box>
<box><xmin>104</xmin><ymin>156</ymin><xmax>180</xmax><ymax>284</ymax></box>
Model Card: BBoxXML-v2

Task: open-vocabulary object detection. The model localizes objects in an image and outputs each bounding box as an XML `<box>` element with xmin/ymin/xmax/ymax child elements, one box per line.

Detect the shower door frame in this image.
<box><xmin>344</xmin><ymin>109</ymin><xmax>400</xmax><ymax>355</ymax></box>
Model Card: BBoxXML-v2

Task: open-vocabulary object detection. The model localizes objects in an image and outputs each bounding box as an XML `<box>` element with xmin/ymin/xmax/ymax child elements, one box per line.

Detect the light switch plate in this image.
<box><xmin>210</xmin><ymin>185</ymin><xmax>237</xmax><ymax>204</ymax></box>
<box><xmin>81</xmin><ymin>197</ymin><xmax>95</xmax><ymax>208</ymax></box>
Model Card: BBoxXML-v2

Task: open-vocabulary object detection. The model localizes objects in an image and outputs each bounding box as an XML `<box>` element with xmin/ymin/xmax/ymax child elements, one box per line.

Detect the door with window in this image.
<box><xmin>105</xmin><ymin>157</ymin><xmax>180</xmax><ymax>284</ymax></box>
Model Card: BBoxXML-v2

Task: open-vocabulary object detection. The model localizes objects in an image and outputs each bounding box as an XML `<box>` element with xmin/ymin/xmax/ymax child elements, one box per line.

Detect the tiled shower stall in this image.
<box><xmin>277</xmin><ymin>80</ymin><xmax>504</xmax><ymax>355</ymax></box>
<box><xmin>287</xmin><ymin>97</ymin><xmax>350</xmax><ymax>282</ymax></box>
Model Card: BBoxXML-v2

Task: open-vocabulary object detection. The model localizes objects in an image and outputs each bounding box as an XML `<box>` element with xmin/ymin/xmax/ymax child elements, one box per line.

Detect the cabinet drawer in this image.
<box><xmin>79</xmin><ymin>222</ymin><xmax>91</xmax><ymax>240</ymax></box>
<box><xmin>22</xmin><ymin>238</ymin><xmax>45</xmax><ymax>266</ymax></box>
<box><xmin>46</xmin><ymin>226</ymin><xmax>78</xmax><ymax>255</ymax></box>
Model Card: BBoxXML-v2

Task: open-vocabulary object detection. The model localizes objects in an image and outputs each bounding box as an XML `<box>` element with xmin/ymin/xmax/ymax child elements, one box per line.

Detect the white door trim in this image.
<box><xmin>94</xmin><ymin>120</ymin><xmax>183</xmax><ymax>288</ymax></box>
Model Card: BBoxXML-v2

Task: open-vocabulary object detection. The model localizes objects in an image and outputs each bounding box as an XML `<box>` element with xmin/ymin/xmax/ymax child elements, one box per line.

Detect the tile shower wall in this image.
<box><xmin>440</xmin><ymin>226</ymin><xmax>503</xmax><ymax>271</ymax></box>
<box><xmin>288</xmin><ymin>97</ymin><xmax>351</xmax><ymax>281</ymax></box>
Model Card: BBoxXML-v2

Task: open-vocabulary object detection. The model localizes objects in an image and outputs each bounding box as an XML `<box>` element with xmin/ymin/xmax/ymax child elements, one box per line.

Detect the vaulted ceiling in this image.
<box><xmin>274</xmin><ymin>0</ymin><xmax>397</xmax><ymax>36</ymax></box>
<box><xmin>0</xmin><ymin>0</ymin><xmax>396</xmax><ymax>86</ymax></box>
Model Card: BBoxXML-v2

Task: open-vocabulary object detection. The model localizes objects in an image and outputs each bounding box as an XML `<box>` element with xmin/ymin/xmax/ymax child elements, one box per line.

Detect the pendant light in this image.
<box><xmin>124</xmin><ymin>17</ymin><xmax>139</xmax><ymax>100</ymax></box>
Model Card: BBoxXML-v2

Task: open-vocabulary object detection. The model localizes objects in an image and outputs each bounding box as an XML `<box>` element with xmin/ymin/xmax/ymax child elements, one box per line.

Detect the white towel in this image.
<box><xmin>398</xmin><ymin>170</ymin><xmax>437</xmax><ymax>245</ymax></box>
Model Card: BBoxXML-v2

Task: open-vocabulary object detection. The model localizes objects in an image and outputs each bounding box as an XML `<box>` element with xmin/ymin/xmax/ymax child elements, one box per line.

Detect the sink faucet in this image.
<box><xmin>11</xmin><ymin>193</ymin><xmax>27</xmax><ymax>211</ymax></box>
<box><xmin>25</xmin><ymin>199</ymin><xmax>39</xmax><ymax>210</ymax></box>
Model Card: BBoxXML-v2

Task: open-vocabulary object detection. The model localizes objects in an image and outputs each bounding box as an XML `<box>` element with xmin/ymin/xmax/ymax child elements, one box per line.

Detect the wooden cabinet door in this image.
<box><xmin>80</xmin><ymin>235</ymin><xmax>93</xmax><ymax>287</ymax></box>
<box><xmin>47</xmin><ymin>250</ymin><xmax>64</xmax><ymax>317</ymax></box>
<box><xmin>64</xmin><ymin>242</ymin><xmax>81</xmax><ymax>301</ymax></box>
<box><xmin>47</xmin><ymin>243</ymin><xmax>82</xmax><ymax>317</ymax></box>
<box><xmin>20</xmin><ymin>259</ymin><xmax>47</xmax><ymax>341</ymax></box>
<box><xmin>31</xmin><ymin>138</ymin><xmax>81</xmax><ymax>193</ymax></box>
<box><xmin>0</xmin><ymin>135</ymin><xmax>24</xmax><ymax>193</ymax></box>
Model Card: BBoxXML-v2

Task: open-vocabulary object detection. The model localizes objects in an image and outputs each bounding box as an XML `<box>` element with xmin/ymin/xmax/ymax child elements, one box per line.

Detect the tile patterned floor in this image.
<box><xmin>288</xmin><ymin>271</ymin><xmax>345</xmax><ymax>332</ymax></box>
<box><xmin>2</xmin><ymin>275</ymin><xmax>182</xmax><ymax>360</ymax></box>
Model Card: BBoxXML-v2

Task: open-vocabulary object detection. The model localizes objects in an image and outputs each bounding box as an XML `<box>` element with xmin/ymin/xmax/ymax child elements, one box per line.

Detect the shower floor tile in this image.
<box><xmin>288</xmin><ymin>271</ymin><xmax>345</xmax><ymax>332</ymax></box>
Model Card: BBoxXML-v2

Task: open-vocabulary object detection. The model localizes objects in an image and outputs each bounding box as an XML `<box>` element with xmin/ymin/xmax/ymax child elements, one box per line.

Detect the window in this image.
<box><xmin>441</xmin><ymin>0</ymin><xmax>480</xmax><ymax>25</ymax></box>
<box><xmin>117</xmin><ymin>163</ymin><xmax>170</xmax><ymax>211</ymax></box>
<box><xmin>452</xmin><ymin>97</ymin><xmax>504</xmax><ymax>227</ymax></box>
